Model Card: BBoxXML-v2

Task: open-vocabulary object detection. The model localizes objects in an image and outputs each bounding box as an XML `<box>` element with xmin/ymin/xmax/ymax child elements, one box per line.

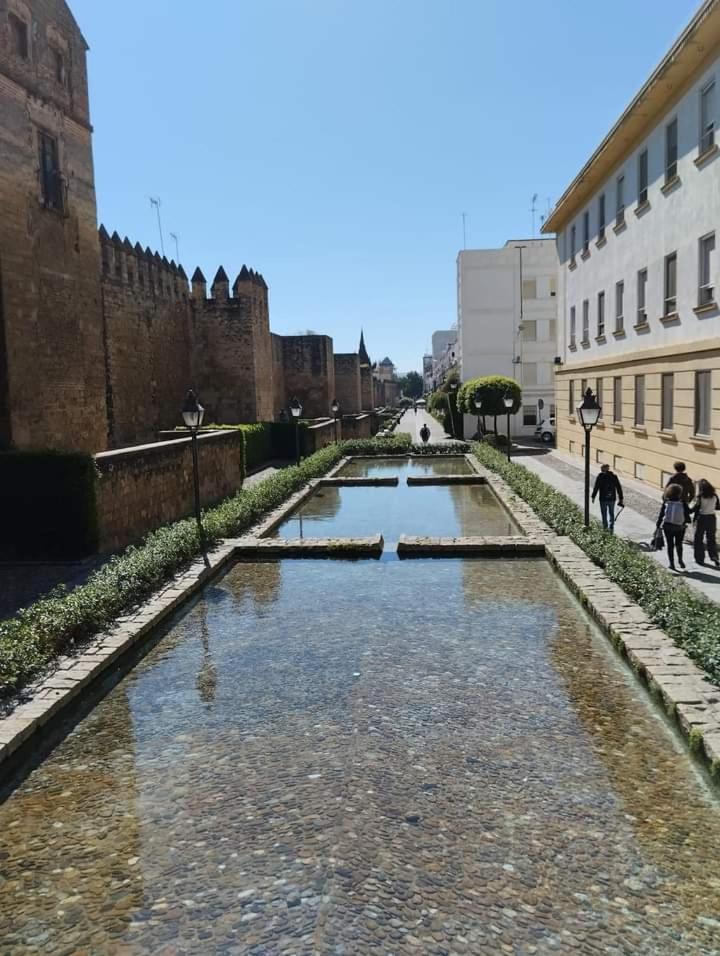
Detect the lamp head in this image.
<box><xmin>289</xmin><ymin>397</ymin><xmax>303</xmax><ymax>419</ymax></box>
<box><xmin>577</xmin><ymin>387</ymin><xmax>601</xmax><ymax>428</ymax></box>
<box><xmin>182</xmin><ymin>389</ymin><xmax>205</xmax><ymax>429</ymax></box>
<box><xmin>503</xmin><ymin>394</ymin><xmax>514</xmax><ymax>410</ymax></box>
<box><xmin>331</xmin><ymin>398</ymin><xmax>340</xmax><ymax>415</ymax></box>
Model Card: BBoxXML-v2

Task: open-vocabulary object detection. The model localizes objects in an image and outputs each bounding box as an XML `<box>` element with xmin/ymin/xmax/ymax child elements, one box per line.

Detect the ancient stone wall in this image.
<box><xmin>360</xmin><ymin>365</ymin><xmax>375</xmax><ymax>411</ymax></box>
<box><xmin>0</xmin><ymin>0</ymin><xmax>107</xmax><ymax>451</ymax></box>
<box><xmin>94</xmin><ymin>430</ymin><xmax>243</xmax><ymax>553</ymax></box>
<box><xmin>340</xmin><ymin>413</ymin><xmax>374</xmax><ymax>440</ymax></box>
<box><xmin>270</xmin><ymin>333</ymin><xmax>286</xmax><ymax>418</ymax></box>
<box><xmin>302</xmin><ymin>418</ymin><xmax>337</xmax><ymax>454</ymax></box>
<box><xmin>333</xmin><ymin>353</ymin><xmax>362</xmax><ymax>414</ymax></box>
<box><xmin>280</xmin><ymin>335</ymin><xmax>335</xmax><ymax>418</ymax></box>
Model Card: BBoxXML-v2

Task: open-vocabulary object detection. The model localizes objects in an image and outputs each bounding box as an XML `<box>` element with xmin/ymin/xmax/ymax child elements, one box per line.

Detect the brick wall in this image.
<box><xmin>281</xmin><ymin>335</ymin><xmax>335</xmax><ymax>418</ymax></box>
<box><xmin>360</xmin><ymin>365</ymin><xmax>375</xmax><ymax>411</ymax></box>
<box><xmin>94</xmin><ymin>430</ymin><xmax>243</xmax><ymax>553</ymax></box>
<box><xmin>0</xmin><ymin>0</ymin><xmax>107</xmax><ymax>452</ymax></box>
<box><xmin>271</xmin><ymin>333</ymin><xmax>286</xmax><ymax>418</ymax></box>
<box><xmin>333</xmin><ymin>353</ymin><xmax>362</xmax><ymax>414</ymax></box>
<box><xmin>340</xmin><ymin>413</ymin><xmax>374</xmax><ymax>440</ymax></box>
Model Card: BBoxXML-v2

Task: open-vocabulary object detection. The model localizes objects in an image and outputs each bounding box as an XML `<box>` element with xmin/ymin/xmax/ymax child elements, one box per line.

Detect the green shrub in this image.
<box><xmin>0</xmin><ymin>451</ymin><xmax>99</xmax><ymax>559</ymax></box>
<box><xmin>473</xmin><ymin>442</ymin><xmax>720</xmax><ymax>685</ymax></box>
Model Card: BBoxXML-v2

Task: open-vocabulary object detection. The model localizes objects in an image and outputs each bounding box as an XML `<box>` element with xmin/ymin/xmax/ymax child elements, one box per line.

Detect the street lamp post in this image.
<box><xmin>577</xmin><ymin>387</ymin><xmax>602</xmax><ymax>527</ymax></box>
<box><xmin>474</xmin><ymin>391</ymin><xmax>483</xmax><ymax>440</ymax></box>
<box><xmin>290</xmin><ymin>397</ymin><xmax>303</xmax><ymax>466</ymax></box>
<box><xmin>503</xmin><ymin>393</ymin><xmax>514</xmax><ymax>462</ymax></box>
<box><xmin>331</xmin><ymin>398</ymin><xmax>340</xmax><ymax>443</ymax></box>
<box><xmin>182</xmin><ymin>389</ymin><xmax>209</xmax><ymax>565</ymax></box>
<box><xmin>448</xmin><ymin>381</ymin><xmax>459</xmax><ymax>439</ymax></box>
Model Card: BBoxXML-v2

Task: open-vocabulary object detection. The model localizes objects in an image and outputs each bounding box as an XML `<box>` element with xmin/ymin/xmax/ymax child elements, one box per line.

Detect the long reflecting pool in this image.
<box><xmin>339</xmin><ymin>456</ymin><xmax>473</xmax><ymax>478</ymax></box>
<box><xmin>2</xmin><ymin>559</ymin><xmax>720</xmax><ymax>954</ymax></box>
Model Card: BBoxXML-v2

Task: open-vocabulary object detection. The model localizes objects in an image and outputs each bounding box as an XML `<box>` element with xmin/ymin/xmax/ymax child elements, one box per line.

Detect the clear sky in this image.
<box><xmin>71</xmin><ymin>0</ymin><xmax>698</xmax><ymax>374</ymax></box>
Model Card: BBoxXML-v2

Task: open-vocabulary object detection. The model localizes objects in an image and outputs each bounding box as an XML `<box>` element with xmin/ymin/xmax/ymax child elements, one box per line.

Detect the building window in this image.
<box><xmin>52</xmin><ymin>48</ymin><xmax>67</xmax><ymax>86</ymax></box>
<box><xmin>569</xmin><ymin>306</ymin><xmax>576</xmax><ymax>348</ymax></box>
<box><xmin>598</xmin><ymin>193</ymin><xmax>606</xmax><ymax>241</ymax></box>
<box><xmin>570</xmin><ymin>224</ymin><xmax>577</xmax><ymax>261</ymax></box>
<box><xmin>582</xmin><ymin>299</ymin><xmax>589</xmax><ymax>343</ymax></box>
<box><xmin>9</xmin><ymin>12</ymin><xmax>29</xmax><ymax>59</ymax></box>
<box><xmin>522</xmin><ymin>279</ymin><xmax>537</xmax><ymax>299</ymax></box>
<box><xmin>635</xmin><ymin>462</ymin><xmax>645</xmax><ymax>480</ymax></box>
<box><xmin>37</xmin><ymin>131</ymin><xmax>64</xmax><ymax>212</ymax></box>
<box><xmin>550</xmin><ymin>276</ymin><xmax>557</xmax><ymax>297</ymax></box>
<box><xmin>550</xmin><ymin>403</ymin><xmax>556</xmax><ymax>419</ymax></box>
<box><xmin>615</xmin><ymin>175</ymin><xmax>625</xmax><ymax>226</ymax></box>
<box><xmin>615</xmin><ymin>281</ymin><xmax>624</xmax><ymax>332</ymax></box>
<box><xmin>524</xmin><ymin>362</ymin><xmax>538</xmax><ymax>386</ymax></box>
<box><xmin>581</xmin><ymin>378</ymin><xmax>588</xmax><ymax>398</ymax></box>
<box><xmin>699</xmin><ymin>232</ymin><xmax>716</xmax><ymax>306</ymax></box>
<box><xmin>664</xmin><ymin>252</ymin><xmax>677</xmax><ymax>315</ymax></box>
<box><xmin>522</xmin><ymin>320</ymin><xmax>537</xmax><ymax>341</ymax></box>
<box><xmin>638</xmin><ymin>148</ymin><xmax>648</xmax><ymax>205</ymax></box>
<box><xmin>597</xmin><ymin>291</ymin><xmax>605</xmax><ymax>337</ymax></box>
<box><xmin>582</xmin><ymin>211</ymin><xmax>589</xmax><ymax>253</ymax></box>
<box><xmin>596</xmin><ymin>377</ymin><xmax>603</xmax><ymax>419</ymax></box>
<box><xmin>634</xmin><ymin>375</ymin><xmax>645</xmax><ymax>426</ymax></box>
<box><xmin>700</xmin><ymin>79</ymin><xmax>716</xmax><ymax>155</ymax></box>
<box><xmin>661</xmin><ymin>373</ymin><xmax>674</xmax><ymax>430</ymax></box>
<box><xmin>637</xmin><ymin>268</ymin><xmax>648</xmax><ymax>324</ymax></box>
<box><xmin>695</xmin><ymin>370</ymin><xmax>712</xmax><ymax>436</ymax></box>
<box><xmin>613</xmin><ymin>377</ymin><xmax>622</xmax><ymax>423</ymax></box>
<box><xmin>549</xmin><ymin>319</ymin><xmax>557</xmax><ymax>342</ymax></box>
<box><xmin>665</xmin><ymin>118</ymin><xmax>678</xmax><ymax>182</ymax></box>
<box><xmin>569</xmin><ymin>380</ymin><xmax>574</xmax><ymax>414</ymax></box>
<box><xmin>523</xmin><ymin>406</ymin><xmax>538</xmax><ymax>426</ymax></box>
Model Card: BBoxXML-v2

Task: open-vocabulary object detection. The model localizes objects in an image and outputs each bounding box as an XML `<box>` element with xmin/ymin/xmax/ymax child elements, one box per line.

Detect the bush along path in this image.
<box><xmin>0</xmin><ymin>434</ymin><xmax>440</xmax><ymax>700</ymax></box>
<box><xmin>473</xmin><ymin>442</ymin><xmax>720</xmax><ymax>688</ymax></box>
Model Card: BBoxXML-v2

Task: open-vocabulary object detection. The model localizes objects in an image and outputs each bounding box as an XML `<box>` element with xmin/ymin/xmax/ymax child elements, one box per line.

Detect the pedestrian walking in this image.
<box><xmin>591</xmin><ymin>463</ymin><xmax>624</xmax><ymax>532</ymax></box>
<box><xmin>665</xmin><ymin>461</ymin><xmax>695</xmax><ymax>504</ymax></box>
<box><xmin>419</xmin><ymin>423</ymin><xmax>430</xmax><ymax>444</ymax></box>
<box><xmin>691</xmin><ymin>478</ymin><xmax>720</xmax><ymax>568</ymax></box>
<box><xmin>656</xmin><ymin>484</ymin><xmax>691</xmax><ymax>571</ymax></box>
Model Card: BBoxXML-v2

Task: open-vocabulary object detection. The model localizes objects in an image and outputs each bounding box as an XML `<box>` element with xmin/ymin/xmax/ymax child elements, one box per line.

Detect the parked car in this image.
<box><xmin>534</xmin><ymin>418</ymin><xmax>556</xmax><ymax>444</ymax></box>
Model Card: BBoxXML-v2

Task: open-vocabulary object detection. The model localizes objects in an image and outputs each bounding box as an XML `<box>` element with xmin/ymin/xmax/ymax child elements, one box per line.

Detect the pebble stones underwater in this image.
<box><xmin>2</xmin><ymin>559</ymin><xmax>720</xmax><ymax>953</ymax></box>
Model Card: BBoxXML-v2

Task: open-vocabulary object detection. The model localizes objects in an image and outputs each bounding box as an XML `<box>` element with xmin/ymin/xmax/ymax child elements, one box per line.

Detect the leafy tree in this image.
<box><xmin>458</xmin><ymin>375</ymin><xmax>521</xmax><ymax>437</ymax></box>
<box><xmin>429</xmin><ymin>369</ymin><xmax>463</xmax><ymax>438</ymax></box>
<box><xmin>398</xmin><ymin>371</ymin><xmax>424</xmax><ymax>399</ymax></box>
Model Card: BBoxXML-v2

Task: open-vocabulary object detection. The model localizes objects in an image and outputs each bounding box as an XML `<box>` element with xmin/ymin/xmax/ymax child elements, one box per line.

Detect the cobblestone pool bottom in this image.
<box><xmin>1</xmin><ymin>559</ymin><xmax>720</xmax><ymax>955</ymax></box>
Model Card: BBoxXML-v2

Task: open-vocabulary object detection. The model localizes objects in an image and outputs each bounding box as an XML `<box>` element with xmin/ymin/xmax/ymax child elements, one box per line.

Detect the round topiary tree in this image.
<box><xmin>458</xmin><ymin>375</ymin><xmax>522</xmax><ymax>438</ymax></box>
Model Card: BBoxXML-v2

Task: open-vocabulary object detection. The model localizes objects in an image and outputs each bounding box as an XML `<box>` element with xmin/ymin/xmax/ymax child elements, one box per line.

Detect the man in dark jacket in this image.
<box><xmin>665</xmin><ymin>461</ymin><xmax>695</xmax><ymax>504</ymax></box>
<box><xmin>592</xmin><ymin>464</ymin><xmax>624</xmax><ymax>532</ymax></box>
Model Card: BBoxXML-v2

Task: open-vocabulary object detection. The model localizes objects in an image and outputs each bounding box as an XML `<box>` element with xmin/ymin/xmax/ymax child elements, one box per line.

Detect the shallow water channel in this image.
<box><xmin>271</xmin><ymin>457</ymin><xmax>517</xmax><ymax>541</ymax></box>
<box><xmin>2</xmin><ymin>556</ymin><xmax>720</xmax><ymax>954</ymax></box>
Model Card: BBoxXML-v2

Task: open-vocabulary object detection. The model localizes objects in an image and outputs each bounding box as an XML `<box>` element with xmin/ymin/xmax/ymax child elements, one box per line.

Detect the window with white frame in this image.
<box><xmin>615</xmin><ymin>175</ymin><xmax>625</xmax><ymax>225</ymax></box>
<box><xmin>598</xmin><ymin>193</ymin><xmax>606</xmax><ymax>241</ymax></box>
<box><xmin>570</xmin><ymin>224</ymin><xmax>576</xmax><ymax>261</ymax></box>
<box><xmin>634</xmin><ymin>375</ymin><xmax>645</xmax><ymax>426</ymax></box>
<box><xmin>615</xmin><ymin>280</ymin><xmax>624</xmax><ymax>333</ymax></box>
<box><xmin>699</xmin><ymin>232</ymin><xmax>715</xmax><ymax>306</ymax></box>
<box><xmin>638</xmin><ymin>149</ymin><xmax>649</xmax><ymax>205</ymax></box>
<box><xmin>549</xmin><ymin>319</ymin><xmax>557</xmax><ymax>342</ymax></box>
<box><xmin>613</xmin><ymin>377</ymin><xmax>622</xmax><ymax>423</ymax></box>
<box><xmin>597</xmin><ymin>290</ymin><xmax>605</xmax><ymax>337</ymax></box>
<box><xmin>665</xmin><ymin>118</ymin><xmax>678</xmax><ymax>182</ymax></box>
<box><xmin>700</xmin><ymin>78</ymin><xmax>715</xmax><ymax>155</ymax></box>
<box><xmin>523</xmin><ymin>362</ymin><xmax>538</xmax><ymax>386</ymax></box>
<box><xmin>569</xmin><ymin>306</ymin><xmax>576</xmax><ymax>348</ymax></box>
<box><xmin>661</xmin><ymin>373</ymin><xmax>674</xmax><ymax>430</ymax></box>
<box><xmin>695</xmin><ymin>370</ymin><xmax>712</xmax><ymax>436</ymax></box>
<box><xmin>523</xmin><ymin>406</ymin><xmax>538</xmax><ymax>426</ymax></box>
<box><xmin>568</xmin><ymin>379</ymin><xmax>574</xmax><ymax>414</ymax></box>
<box><xmin>582</xmin><ymin>299</ymin><xmax>589</xmax><ymax>343</ymax></box>
<box><xmin>637</xmin><ymin>268</ymin><xmax>648</xmax><ymax>324</ymax></box>
<box><xmin>582</xmin><ymin>211</ymin><xmax>589</xmax><ymax>253</ymax></box>
<box><xmin>522</xmin><ymin>278</ymin><xmax>537</xmax><ymax>299</ymax></box>
<box><xmin>664</xmin><ymin>252</ymin><xmax>677</xmax><ymax>315</ymax></box>
<box><xmin>522</xmin><ymin>320</ymin><xmax>537</xmax><ymax>342</ymax></box>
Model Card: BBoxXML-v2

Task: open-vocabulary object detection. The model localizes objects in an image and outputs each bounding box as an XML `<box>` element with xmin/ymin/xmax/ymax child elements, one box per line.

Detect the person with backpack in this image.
<box><xmin>691</xmin><ymin>478</ymin><xmax>720</xmax><ymax>568</ymax></box>
<box><xmin>656</xmin><ymin>483</ymin><xmax>691</xmax><ymax>571</ymax></box>
<box><xmin>665</xmin><ymin>461</ymin><xmax>695</xmax><ymax>504</ymax></box>
<box><xmin>591</xmin><ymin>464</ymin><xmax>624</xmax><ymax>532</ymax></box>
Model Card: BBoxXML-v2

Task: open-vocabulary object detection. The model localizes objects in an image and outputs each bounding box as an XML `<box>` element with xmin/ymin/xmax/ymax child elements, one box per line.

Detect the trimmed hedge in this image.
<box><xmin>473</xmin><ymin>442</ymin><xmax>720</xmax><ymax>686</ymax></box>
<box><xmin>0</xmin><ymin>451</ymin><xmax>99</xmax><ymax>559</ymax></box>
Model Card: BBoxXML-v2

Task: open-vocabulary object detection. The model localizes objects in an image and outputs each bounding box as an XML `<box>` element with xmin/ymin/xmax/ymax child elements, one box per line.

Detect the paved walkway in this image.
<box><xmin>514</xmin><ymin>445</ymin><xmax>720</xmax><ymax>605</ymax></box>
<box><xmin>398</xmin><ymin>407</ymin><xmax>454</xmax><ymax>443</ymax></box>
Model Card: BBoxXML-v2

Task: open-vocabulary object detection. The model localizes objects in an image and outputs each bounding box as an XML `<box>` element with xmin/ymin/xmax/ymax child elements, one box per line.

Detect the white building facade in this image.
<box><xmin>546</xmin><ymin>0</ymin><xmax>720</xmax><ymax>489</ymax></box>
<box><xmin>457</xmin><ymin>239</ymin><xmax>558</xmax><ymax>437</ymax></box>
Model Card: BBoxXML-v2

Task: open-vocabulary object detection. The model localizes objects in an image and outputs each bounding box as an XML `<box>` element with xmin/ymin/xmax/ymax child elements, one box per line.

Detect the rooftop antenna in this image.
<box><xmin>462</xmin><ymin>212</ymin><xmax>467</xmax><ymax>250</ymax></box>
<box><xmin>149</xmin><ymin>197</ymin><xmax>165</xmax><ymax>256</ymax></box>
<box><xmin>531</xmin><ymin>193</ymin><xmax>538</xmax><ymax>238</ymax></box>
<box><xmin>170</xmin><ymin>232</ymin><xmax>180</xmax><ymax>263</ymax></box>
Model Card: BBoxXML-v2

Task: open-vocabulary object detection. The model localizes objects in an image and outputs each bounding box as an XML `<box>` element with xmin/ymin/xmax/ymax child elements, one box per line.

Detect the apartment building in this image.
<box><xmin>458</xmin><ymin>239</ymin><xmax>558</xmax><ymax>437</ymax></box>
<box><xmin>546</xmin><ymin>0</ymin><xmax>720</xmax><ymax>488</ymax></box>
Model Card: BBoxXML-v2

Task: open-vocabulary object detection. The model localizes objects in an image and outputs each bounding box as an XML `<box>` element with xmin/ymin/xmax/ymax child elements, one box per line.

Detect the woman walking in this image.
<box><xmin>691</xmin><ymin>479</ymin><xmax>720</xmax><ymax>568</ymax></box>
<box><xmin>656</xmin><ymin>484</ymin><xmax>691</xmax><ymax>571</ymax></box>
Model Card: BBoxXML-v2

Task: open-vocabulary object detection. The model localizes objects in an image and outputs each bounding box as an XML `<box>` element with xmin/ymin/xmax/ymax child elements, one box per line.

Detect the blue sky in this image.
<box><xmin>72</xmin><ymin>0</ymin><xmax>698</xmax><ymax>373</ymax></box>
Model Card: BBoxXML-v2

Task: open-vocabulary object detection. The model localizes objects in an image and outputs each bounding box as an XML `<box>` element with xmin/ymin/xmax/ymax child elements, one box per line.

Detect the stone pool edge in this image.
<box><xmin>467</xmin><ymin>455</ymin><xmax>720</xmax><ymax>782</ymax></box>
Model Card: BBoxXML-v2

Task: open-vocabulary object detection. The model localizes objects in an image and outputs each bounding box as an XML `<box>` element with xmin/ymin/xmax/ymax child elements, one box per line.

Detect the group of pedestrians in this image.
<box><xmin>656</xmin><ymin>462</ymin><xmax>719</xmax><ymax>572</ymax></box>
<box><xmin>591</xmin><ymin>459</ymin><xmax>719</xmax><ymax>573</ymax></box>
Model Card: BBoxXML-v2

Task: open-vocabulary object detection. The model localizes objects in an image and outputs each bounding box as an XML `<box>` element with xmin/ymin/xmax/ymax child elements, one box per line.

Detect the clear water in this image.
<box><xmin>1</xmin><ymin>559</ymin><xmax>720</xmax><ymax>954</ymax></box>
<box><xmin>271</xmin><ymin>484</ymin><xmax>518</xmax><ymax>540</ymax></box>
<box><xmin>339</xmin><ymin>456</ymin><xmax>473</xmax><ymax>478</ymax></box>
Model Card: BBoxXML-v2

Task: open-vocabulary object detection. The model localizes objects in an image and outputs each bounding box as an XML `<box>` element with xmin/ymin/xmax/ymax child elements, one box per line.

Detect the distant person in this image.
<box><xmin>591</xmin><ymin>463</ymin><xmax>624</xmax><ymax>532</ymax></box>
<box><xmin>665</xmin><ymin>461</ymin><xmax>695</xmax><ymax>504</ymax></box>
<box><xmin>656</xmin><ymin>484</ymin><xmax>691</xmax><ymax>571</ymax></box>
<box><xmin>413</xmin><ymin>401</ymin><xmax>417</xmax><ymax>415</ymax></box>
<box><xmin>691</xmin><ymin>478</ymin><xmax>720</xmax><ymax>568</ymax></box>
<box><xmin>419</xmin><ymin>423</ymin><xmax>430</xmax><ymax>444</ymax></box>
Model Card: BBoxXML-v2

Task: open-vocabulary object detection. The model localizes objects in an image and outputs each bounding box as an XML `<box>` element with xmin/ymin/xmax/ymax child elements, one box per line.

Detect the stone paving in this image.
<box><xmin>398</xmin><ymin>408</ymin><xmax>455</xmax><ymax>443</ymax></box>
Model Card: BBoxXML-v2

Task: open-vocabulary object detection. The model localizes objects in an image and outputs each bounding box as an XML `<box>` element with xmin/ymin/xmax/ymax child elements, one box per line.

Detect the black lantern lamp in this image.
<box><xmin>577</xmin><ymin>388</ymin><xmax>601</xmax><ymax>527</ymax></box>
<box><xmin>290</xmin><ymin>397</ymin><xmax>303</xmax><ymax>465</ymax></box>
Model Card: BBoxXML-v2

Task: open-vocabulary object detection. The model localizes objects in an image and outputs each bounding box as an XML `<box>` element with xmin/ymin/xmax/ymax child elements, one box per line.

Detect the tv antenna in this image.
<box><xmin>149</xmin><ymin>197</ymin><xmax>165</xmax><ymax>256</ymax></box>
<box><xmin>170</xmin><ymin>232</ymin><xmax>180</xmax><ymax>263</ymax></box>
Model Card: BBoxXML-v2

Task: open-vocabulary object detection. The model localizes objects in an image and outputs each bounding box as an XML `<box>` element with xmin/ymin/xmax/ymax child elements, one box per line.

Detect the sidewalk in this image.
<box><xmin>398</xmin><ymin>408</ymin><xmax>455</xmax><ymax>443</ymax></box>
<box><xmin>514</xmin><ymin>445</ymin><xmax>720</xmax><ymax>606</ymax></box>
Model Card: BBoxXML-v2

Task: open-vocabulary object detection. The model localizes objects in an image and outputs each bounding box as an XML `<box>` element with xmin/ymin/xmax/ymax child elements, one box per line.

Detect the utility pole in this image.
<box><xmin>170</xmin><ymin>232</ymin><xmax>180</xmax><ymax>263</ymax></box>
<box><xmin>531</xmin><ymin>193</ymin><xmax>538</xmax><ymax>238</ymax></box>
<box><xmin>150</xmin><ymin>197</ymin><xmax>165</xmax><ymax>256</ymax></box>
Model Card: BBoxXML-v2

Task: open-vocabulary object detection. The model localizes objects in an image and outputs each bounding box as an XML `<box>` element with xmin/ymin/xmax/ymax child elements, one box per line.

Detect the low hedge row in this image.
<box><xmin>473</xmin><ymin>442</ymin><xmax>720</xmax><ymax>686</ymax></box>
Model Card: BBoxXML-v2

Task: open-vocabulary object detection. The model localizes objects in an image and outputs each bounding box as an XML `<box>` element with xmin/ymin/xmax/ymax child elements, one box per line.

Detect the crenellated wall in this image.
<box><xmin>333</xmin><ymin>353</ymin><xmax>362</xmax><ymax>414</ymax></box>
<box><xmin>280</xmin><ymin>335</ymin><xmax>335</xmax><ymax>419</ymax></box>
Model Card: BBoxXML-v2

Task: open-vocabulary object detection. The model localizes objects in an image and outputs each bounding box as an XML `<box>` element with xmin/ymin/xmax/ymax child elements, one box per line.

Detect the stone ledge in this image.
<box><xmin>318</xmin><ymin>476</ymin><xmax>399</xmax><ymax>487</ymax></box>
<box><xmin>406</xmin><ymin>475</ymin><xmax>487</xmax><ymax>486</ymax></box>
<box><xmin>233</xmin><ymin>536</ymin><xmax>384</xmax><ymax>557</ymax></box>
<box><xmin>397</xmin><ymin>535</ymin><xmax>545</xmax><ymax>556</ymax></box>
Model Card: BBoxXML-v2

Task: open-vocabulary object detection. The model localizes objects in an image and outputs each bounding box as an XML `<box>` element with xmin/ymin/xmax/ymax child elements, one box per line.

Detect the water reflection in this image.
<box><xmin>339</xmin><ymin>456</ymin><xmax>473</xmax><ymax>478</ymax></box>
